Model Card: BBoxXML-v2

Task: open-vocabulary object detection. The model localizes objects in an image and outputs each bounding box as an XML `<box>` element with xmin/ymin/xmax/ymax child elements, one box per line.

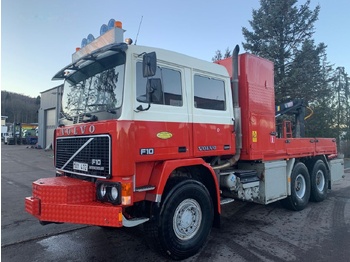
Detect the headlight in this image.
<box><xmin>107</xmin><ymin>185</ymin><xmax>119</xmax><ymax>204</ymax></box>
<box><xmin>97</xmin><ymin>183</ymin><xmax>107</xmax><ymax>199</ymax></box>
<box><xmin>96</xmin><ymin>181</ymin><xmax>121</xmax><ymax>205</ymax></box>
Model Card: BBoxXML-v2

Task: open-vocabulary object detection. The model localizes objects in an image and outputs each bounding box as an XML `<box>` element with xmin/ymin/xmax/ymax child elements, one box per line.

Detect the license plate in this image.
<box><xmin>73</xmin><ymin>161</ymin><xmax>88</xmax><ymax>172</ymax></box>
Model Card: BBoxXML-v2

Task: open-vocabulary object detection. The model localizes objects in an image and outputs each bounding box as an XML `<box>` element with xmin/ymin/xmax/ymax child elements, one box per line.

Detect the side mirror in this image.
<box><xmin>143</xmin><ymin>52</ymin><xmax>157</xmax><ymax>77</ymax></box>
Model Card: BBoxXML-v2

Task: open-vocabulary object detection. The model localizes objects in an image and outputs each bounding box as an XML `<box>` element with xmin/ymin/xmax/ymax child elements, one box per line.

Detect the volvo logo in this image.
<box><xmin>198</xmin><ymin>145</ymin><xmax>217</xmax><ymax>151</ymax></box>
<box><xmin>59</xmin><ymin>125</ymin><xmax>96</xmax><ymax>136</ymax></box>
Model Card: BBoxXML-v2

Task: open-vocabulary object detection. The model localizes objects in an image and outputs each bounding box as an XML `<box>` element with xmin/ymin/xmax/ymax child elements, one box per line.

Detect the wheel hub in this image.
<box><xmin>173</xmin><ymin>199</ymin><xmax>202</xmax><ymax>240</ymax></box>
<box><xmin>295</xmin><ymin>174</ymin><xmax>306</xmax><ymax>199</ymax></box>
<box><xmin>315</xmin><ymin>170</ymin><xmax>325</xmax><ymax>191</ymax></box>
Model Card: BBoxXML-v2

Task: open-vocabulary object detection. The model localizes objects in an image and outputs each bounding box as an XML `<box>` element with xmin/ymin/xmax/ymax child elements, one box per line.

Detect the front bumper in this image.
<box><xmin>25</xmin><ymin>176</ymin><xmax>123</xmax><ymax>227</ymax></box>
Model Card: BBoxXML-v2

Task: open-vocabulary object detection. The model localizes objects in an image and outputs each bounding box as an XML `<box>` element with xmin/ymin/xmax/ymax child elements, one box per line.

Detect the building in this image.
<box><xmin>37</xmin><ymin>85</ymin><xmax>62</xmax><ymax>149</ymax></box>
<box><xmin>1</xmin><ymin>116</ymin><xmax>8</xmax><ymax>139</ymax></box>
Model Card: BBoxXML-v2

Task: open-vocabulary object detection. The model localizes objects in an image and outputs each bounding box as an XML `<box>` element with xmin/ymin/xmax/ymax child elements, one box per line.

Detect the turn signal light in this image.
<box><xmin>122</xmin><ymin>182</ymin><xmax>132</xmax><ymax>205</ymax></box>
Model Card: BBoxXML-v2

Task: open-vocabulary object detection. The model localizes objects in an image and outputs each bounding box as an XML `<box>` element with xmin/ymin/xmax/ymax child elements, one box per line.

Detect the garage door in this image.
<box><xmin>45</xmin><ymin>109</ymin><xmax>56</xmax><ymax>149</ymax></box>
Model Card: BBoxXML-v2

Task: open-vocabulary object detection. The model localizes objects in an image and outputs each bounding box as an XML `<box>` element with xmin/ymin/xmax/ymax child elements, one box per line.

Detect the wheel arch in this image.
<box><xmin>146</xmin><ymin>158</ymin><xmax>221</xmax><ymax>227</ymax></box>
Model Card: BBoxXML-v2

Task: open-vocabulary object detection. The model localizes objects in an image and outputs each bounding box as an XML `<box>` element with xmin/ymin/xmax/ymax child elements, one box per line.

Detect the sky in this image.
<box><xmin>1</xmin><ymin>0</ymin><xmax>350</xmax><ymax>98</ymax></box>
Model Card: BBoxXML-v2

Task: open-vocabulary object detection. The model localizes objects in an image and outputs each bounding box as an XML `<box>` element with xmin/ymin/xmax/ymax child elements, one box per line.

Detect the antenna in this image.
<box><xmin>135</xmin><ymin>16</ymin><xmax>143</xmax><ymax>45</ymax></box>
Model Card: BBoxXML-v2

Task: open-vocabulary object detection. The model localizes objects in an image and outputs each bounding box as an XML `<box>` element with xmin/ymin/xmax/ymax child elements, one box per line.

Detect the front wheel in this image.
<box><xmin>282</xmin><ymin>162</ymin><xmax>311</xmax><ymax>211</ymax></box>
<box><xmin>144</xmin><ymin>179</ymin><xmax>214</xmax><ymax>260</ymax></box>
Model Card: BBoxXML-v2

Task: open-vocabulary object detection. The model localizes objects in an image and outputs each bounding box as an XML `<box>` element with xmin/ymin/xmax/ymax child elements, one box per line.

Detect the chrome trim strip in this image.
<box><xmin>56</xmin><ymin>168</ymin><xmax>107</xmax><ymax>179</ymax></box>
<box><xmin>56</xmin><ymin>134</ymin><xmax>109</xmax><ymax>139</ymax></box>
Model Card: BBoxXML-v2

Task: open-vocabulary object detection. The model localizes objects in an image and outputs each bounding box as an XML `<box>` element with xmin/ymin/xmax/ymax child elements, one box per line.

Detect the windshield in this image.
<box><xmin>61</xmin><ymin>52</ymin><xmax>125</xmax><ymax>119</ymax></box>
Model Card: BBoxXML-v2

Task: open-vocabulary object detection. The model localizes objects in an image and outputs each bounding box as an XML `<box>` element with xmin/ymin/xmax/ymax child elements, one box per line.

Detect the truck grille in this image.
<box><xmin>55</xmin><ymin>135</ymin><xmax>111</xmax><ymax>178</ymax></box>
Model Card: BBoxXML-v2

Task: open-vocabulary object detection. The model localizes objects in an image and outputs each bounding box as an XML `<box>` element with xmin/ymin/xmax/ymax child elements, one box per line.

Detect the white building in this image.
<box><xmin>37</xmin><ymin>85</ymin><xmax>62</xmax><ymax>149</ymax></box>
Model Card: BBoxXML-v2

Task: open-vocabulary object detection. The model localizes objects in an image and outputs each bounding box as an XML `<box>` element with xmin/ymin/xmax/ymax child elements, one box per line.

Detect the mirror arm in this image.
<box><xmin>134</xmin><ymin>102</ymin><xmax>151</xmax><ymax>113</ymax></box>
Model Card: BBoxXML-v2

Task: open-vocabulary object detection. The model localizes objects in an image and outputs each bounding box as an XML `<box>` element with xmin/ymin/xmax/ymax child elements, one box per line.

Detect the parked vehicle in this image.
<box><xmin>25</xmin><ymin>19</ymin><xmax>344</xmax><ymax>260</ymax></box>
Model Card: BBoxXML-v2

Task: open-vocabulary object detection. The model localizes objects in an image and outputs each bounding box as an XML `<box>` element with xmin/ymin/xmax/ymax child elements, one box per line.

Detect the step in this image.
<box><xmin>135</xmin><ymin>185</ymin><xmax>155</xmax><ymax>192</ymax></box>
<box><xmin>220</xmin><ymin>197</ymin><xmax>235</xmax><ymax>205</ymax></box>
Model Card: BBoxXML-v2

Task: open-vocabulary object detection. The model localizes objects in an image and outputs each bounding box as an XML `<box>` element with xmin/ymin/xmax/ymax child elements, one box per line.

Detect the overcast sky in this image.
<box><xmin>2</xmin><ymin>0</ymin><xmax>349</xmax><ymax>98</ymax></box>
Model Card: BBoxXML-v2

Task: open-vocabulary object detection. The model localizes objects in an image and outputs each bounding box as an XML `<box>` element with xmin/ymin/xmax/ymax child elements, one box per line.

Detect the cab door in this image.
<box><xmin>191</xmin><ymin>73</ymin><xmax>235</xmax><ymax>157</ymax></box>
<box><xmin>133</xmin><ymin>60</ymin><xmax>190</xmax><ymax>161</ymax></box>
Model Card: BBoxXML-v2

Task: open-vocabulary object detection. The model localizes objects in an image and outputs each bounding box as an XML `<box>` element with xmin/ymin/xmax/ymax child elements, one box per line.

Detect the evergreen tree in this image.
<box><xmin>242</xmin><ymin>0</ymin><xmax>321</xmax><ymax>104</ymax></box>
<box><xmin>212</xmin><ymin>47</ymin><xmax>232</xmax><ymax>62</ymax></box>
<box><xmin>286</xmin><ymin>40</ymin><xmax>330</xmax><ymax>104</ymax></box>
<box><xmin>330</xmin><ymin>67</ymin><xmax>350</xmax><ymax>141</ymax></box>
<box><xmin>212</xmin><ymin>50</ymin><xmax>223</xmax><ymax>62</ymax></box>
<box><xmin>223</xmin><ymin>47</ymin><xmax>231</xmax><ymax>59</ymax></box>
<box><xmin>1</xmin><ymin>91</ymin><xmax>39</xmax><ymax>123</ymax></box>
<box><xmin>212</xmin><ymin>0</ymin><xmax>349</xmax><ymax>147</ymax></box>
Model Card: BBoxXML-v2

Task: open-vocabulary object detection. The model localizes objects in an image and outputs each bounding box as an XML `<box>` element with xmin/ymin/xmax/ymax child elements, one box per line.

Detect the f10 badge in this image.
<box><xmin>140</xmin><ymin>148</ymin><xmax>154</xmax><ymax>155</ymax></box>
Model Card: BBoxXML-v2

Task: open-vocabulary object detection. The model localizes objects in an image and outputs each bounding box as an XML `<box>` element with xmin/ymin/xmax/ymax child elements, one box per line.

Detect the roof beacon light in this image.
<box><xmin>87</xmin><ymin>34</ymin><xmax>95</xmax><ymax>44</ymax></box>
<box><xmin>115</xmin><ymin>21</ymin><xmax>122</xmax><ymax>29</ymax></box>
<box><xmin>107</xmin><ymin>19</ymin><xmax>116</xmax><ymax>30</ymax></box>
<box><xmin>81</xmin><ymin>38</ymin><xmax>87</xmax><ymax>48</ymax></box>
<box><xmin>100</xmin><ymin>24</ymin><xmax>108</xmax><ymax>36</ymax></box>
<box><xmin>73</xmin><ymin>19</ymin><xmax>125</xmax><ymax>63</ymax></box>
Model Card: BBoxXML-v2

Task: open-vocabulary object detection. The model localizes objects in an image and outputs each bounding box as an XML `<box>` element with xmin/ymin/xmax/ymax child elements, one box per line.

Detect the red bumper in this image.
<box><xmin>25</xmin><ymin>176</ymin><xmax>123</xmax><ymax>227</ymax></box>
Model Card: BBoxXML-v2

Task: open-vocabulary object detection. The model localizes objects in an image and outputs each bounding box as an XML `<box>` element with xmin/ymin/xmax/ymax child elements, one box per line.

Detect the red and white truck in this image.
<box><xmin>25</xmin><ymin>20</ymin><xmax>344</xmax><ymax>260</ymax></box>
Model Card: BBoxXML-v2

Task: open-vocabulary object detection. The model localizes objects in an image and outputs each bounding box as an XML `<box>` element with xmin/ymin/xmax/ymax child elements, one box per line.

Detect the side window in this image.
<box><xmin>136</xmin><ymin>62</ymin><xmax>183</xmax><ymax>106</ymax></box>
<box><xmin>194</xmin><ymin>75</ymin><xmax>226</xmax><ymax>110</ymax></box>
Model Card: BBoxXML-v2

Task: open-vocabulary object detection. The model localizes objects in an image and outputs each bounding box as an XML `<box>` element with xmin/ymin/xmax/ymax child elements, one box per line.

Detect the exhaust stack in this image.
<box><xmin>213</xmin><ymin>45</ymin><xmax>241</xmax><ymax>170</ymax></box>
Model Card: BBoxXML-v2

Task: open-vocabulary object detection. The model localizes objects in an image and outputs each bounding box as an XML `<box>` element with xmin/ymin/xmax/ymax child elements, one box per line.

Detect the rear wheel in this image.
<box><xmin>144</xmin><ymin>179</ymin><xmax>214</xmax><ymax>260</ymax></box>
<box><xmin>310</xmin><ymin>160</ymin><xmax>328</xmax><ymax>202</ymax></box>
<box><xmin>282</xmin><ymin>162</ymin><xmax>311</xmax><ymax>211</ymax></box>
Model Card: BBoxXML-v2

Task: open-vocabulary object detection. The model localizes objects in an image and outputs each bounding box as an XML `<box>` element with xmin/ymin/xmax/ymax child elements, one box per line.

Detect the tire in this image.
<box><xmin>282</xmin><ymin>162</ymin><xmax>311</xmax><ymax>211</ymax></box>
<box><xmin>144</xmin><ymin>179</ymin><xmax>214</xmax><ymax>260</ymax></box>
<box><xmin>310</xmin><ymin>160</ymin><xmax>328</xmax><ymax>202</ymax></box>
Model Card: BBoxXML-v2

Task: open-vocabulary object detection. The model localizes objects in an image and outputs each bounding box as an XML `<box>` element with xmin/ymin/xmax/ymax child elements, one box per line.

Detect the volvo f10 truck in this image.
<box><xmin>25</xmin><ymin>19</ymin><xmax>344</xmax><ymax>260</ymax></box>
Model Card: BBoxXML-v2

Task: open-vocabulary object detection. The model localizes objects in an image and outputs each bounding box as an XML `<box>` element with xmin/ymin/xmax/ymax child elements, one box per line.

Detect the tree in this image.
<box><xmin>242</xmin><ymin>0</ymin><xmax>321</xmax><ymax>104</ymax></box>
<box><xmin>1</xmin><ymin>91</ymin><xmax>39</xmax><ymax>123</ymax></box>
<box><xmin>36</xmin><ymin>95</ymin><xmax>41</xmax><ymax>106</ymax></box>
<box><xmin>211</xmin><ymin>0</ymin><xmax>349</xmax><ymax>149</ymax></box>
<box><xmin>240</xmin><ymin>0</ymin><xmax>350</xmax><ymax>140</ymax></box>
<box><xmin>212</xmin><ymin>47</ymin><xmax>232</xmax><ymax>62</ymax></box>
<box><xmin>286</xmin><ymin>40</ymin><xmax>331</xmax><ymax>104</ymax></box>
<box><xmin>330</xmin><ymin>67</ymin><xmax>350</xmax><ymax>142</ymax></box>
<box><xmin>212</xmin><ymin>50</ymin><xmax>223</xmax><ymax>62</ymax></box>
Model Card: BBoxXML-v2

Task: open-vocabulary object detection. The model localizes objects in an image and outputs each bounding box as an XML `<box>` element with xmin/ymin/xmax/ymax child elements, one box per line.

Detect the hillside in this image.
<box><xmin>1</xmin><ymin>91</ymin><xmax>40</xmax><ymax>123</ymax></box>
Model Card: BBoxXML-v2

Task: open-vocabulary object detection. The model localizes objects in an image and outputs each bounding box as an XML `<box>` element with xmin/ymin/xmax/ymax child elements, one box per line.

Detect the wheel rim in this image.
<box><xmin>173</xmin><ymin>198</ymin><xmax>202</xmax><ymax>240</ymax></box>
<box><xmin>295</xmin><ymin>174</ymin><xmax>306</xmax><ymax>199</ymax></box>
<box><xmin>315</xmin><ymin>170</ymin><xmax>325</xmax><ymax>192</ymax></box>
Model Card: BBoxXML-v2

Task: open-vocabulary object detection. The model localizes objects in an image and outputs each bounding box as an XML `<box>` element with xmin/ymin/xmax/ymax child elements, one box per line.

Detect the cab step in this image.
<box><xmin>220</xmin><ymin>197</ymin><xmax>235</xmax><ymax>205</ymax></box>
<box><xmin>135</xmin><ymin>185</ymin><xmax>155</xmax><ymax>192</ymax></box>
